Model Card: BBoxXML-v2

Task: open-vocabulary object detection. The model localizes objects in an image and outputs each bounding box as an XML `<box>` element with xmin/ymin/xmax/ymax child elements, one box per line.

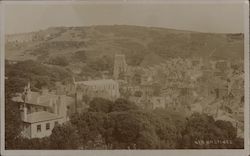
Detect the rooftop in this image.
<box><xmin>25</xmin><ymin>111</ymin><xmax>63</xmax><ymax>123</ymax></box>
<box><xmin>12</xmin><ymin>91</ymin><xmax>62</xmax><ymax>107</ymax></box>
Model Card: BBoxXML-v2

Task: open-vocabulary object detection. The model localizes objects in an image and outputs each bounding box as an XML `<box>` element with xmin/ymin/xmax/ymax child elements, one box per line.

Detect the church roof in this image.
<box><xmin>25</xmin><ymin>111</ymin><xmax>63</xmax><ymax>123</ymax></box>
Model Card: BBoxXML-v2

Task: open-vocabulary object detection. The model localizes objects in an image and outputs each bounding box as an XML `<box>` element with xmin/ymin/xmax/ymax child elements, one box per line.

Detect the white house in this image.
<box><xmin>12</xmin><ymin>83</ymin><xmax>74</xmax><ymax>139</ymax></box>
<box><xmin>21</xmin><ymin>111</ymin><xmax>64</xmax><ymax>138</ymax></box>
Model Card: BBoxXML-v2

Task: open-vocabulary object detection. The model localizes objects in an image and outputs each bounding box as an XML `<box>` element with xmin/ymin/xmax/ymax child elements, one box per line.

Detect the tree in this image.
<box><xmin>5</xmin><ymin>60</ymin><xmax>72</xmax><ymax>91</ymax></box>
<box><xmin>50</xmin><ymin>123</ymin><xmax>80</xmax><ymax>149</ymax></box>
<box><xmin>107</xmin><ymin>111</ymin><xmax>160</xmax><ymax>149</ymax></box>
<box><xmin>70</xmin><ymin>112</ymin><xmax>106</xmax><ymax>147</ymax></box>
<box><xmin>88</xmin><ymin>97</ymin><xmax>114</xmax><ymax>113</ymax></box>
<box><xmin>15</xmin><ymin>137</ymin><xmax>50</xmax><ymax>149</ymax></box>
<box><xmin>5</xmin><ymin>77</ymin><xmax>23</xmax><ymax>149</ymax></box>
<box><xmin>87</xmin><ymin>55</ymin><xmax>113</xmax><ymax>72</ymax></box>
<box><xmin>72</xmin><ymin>50</ymin><xmax>87</xmax><ymax>63</ymax></box>
<box><xmin>181</xmin><ymin>113</ymin><xmax>239</xmax><ymax>149</ymax></box>
<box><xmin>215</xmin><ymin>120</ymin><xmax>237</xmax><ymax>139</ymax></box>
<box><xmin>111</xmin><ymin>98</ymin><xmax>139</xmax><ymax>112</ymax></box>
<box><xmin>136</xmin><ymin>130</ymin><xmax>160</xmax><ymax>149</ymax></box>
<box><xmin>149</xmin><ymin>109</ymin><xmax>185</xmax><ymax>149</ymax></box>
<box><xmin>5</xmin><ymin>99</ymin><xmax>22</xmax><ymax>149</ymax></box>
<box><xmin>49</xmin><ymin>56</ymin><xmax>69</xmax><ymax>66</ymax></box>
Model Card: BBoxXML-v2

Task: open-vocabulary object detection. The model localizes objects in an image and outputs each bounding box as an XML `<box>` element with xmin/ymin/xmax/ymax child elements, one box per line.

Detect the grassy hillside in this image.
<box><xmin>6</xmin><ymin>25</ymin><xmax>244</xmax><ymax>66</ymax></box>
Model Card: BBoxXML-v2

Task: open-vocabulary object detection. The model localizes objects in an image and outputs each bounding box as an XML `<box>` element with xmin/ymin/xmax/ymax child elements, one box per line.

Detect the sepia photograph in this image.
<box><xmin>0</xmin><ymin>0</ymin><xmax>249</xmax><ymax>155</ymax></box>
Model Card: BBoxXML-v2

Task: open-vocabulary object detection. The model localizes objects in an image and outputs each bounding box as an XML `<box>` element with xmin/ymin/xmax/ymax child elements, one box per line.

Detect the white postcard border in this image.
<box><xmin>0</xmin><ymin>0</ymin><xmax>249</xmax><ymax>156</ymax></box>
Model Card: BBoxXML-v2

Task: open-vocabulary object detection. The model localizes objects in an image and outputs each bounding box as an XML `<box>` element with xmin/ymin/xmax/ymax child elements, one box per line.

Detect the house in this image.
<box><xmin>21</xmin><ymin>111</ymin><xmax>64</xmax><ymax>138</ymax></box>
<box><xmin>12</xmin><ymin>83</ymin><xmax>74</xmax><ymax>138</ymax></box>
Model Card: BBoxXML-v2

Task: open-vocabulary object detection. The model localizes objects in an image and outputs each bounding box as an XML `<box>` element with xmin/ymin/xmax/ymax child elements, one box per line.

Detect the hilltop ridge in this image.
<box><xmin>5</xmin><ymin>25</ymin><xmax>244</xmax><ymax>65</ymax></box>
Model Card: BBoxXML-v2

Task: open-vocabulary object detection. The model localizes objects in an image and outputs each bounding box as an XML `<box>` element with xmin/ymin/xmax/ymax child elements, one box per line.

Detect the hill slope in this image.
<box><xmin>6</xmin><ymin>25</ymin><xmax>244</xmax><ymax>66</ymax></box>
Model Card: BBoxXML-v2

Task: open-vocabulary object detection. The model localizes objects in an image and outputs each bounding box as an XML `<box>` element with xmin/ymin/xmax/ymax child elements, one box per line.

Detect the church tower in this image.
<box><xmin>113</xmin><ymin>54</ymin><xmax>127</xmax><ymax>80</ymax></box>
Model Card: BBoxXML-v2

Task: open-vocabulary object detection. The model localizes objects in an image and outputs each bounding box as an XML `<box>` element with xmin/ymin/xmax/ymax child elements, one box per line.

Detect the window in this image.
<box><xmin>37</xmin><ymin>125</ymin><xmax>41</xmax><ymax>132</ymax></box>
<box><xmin>54</xmin><ymin>121</ymin><xmax>59</xmax><ymax>126</ymax></box>
<box><xmin>46</xmin><ymin>123</ymin><xmax>50</xmax><ymax>130</ymax></box>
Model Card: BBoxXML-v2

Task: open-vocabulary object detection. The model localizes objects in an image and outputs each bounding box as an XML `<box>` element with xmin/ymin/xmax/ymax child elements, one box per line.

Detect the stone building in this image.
<box><xmin>74</xmin><ymin>79</ymin><xmax>120</xmax><ymax>101</ymax></box>
<box><xmin>113</xmin><ymin>54</ymin><xmax>128</xmax><ymax>80</ymax></box>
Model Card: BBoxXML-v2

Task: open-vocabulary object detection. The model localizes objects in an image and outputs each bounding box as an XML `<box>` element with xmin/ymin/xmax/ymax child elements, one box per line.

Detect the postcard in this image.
<box><xmin>0</xmin><ymin>0</ymin><xmax>249</xmax><ymax>156</ymax></box>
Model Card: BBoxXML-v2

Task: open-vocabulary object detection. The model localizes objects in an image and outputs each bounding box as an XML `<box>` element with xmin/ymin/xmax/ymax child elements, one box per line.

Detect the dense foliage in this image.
<box><xmin>5</xmin><ymin>96</ymin><xmax>243</xmax><ymax>149</ymax></box>
<box><xmin>5</xmin><ymin>60</ymin><xmax>243</xmax><ymax>149</ymax></box>
<box><xmin>48</xmin><ymin>56</ymin><xmax>69</xmax><ymax>66</ymax></box>
<box><xmin>5</xmin><ymin>99</ymin><xmax>22</xmax><ymax>149</ymax></box>
<box><xmin>5</xmin><ymin>60</ymin><xmax>72</xmax><ymax>91</ymax></box>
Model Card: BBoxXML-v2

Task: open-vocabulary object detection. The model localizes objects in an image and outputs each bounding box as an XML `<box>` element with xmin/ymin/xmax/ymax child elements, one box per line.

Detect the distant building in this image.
<box><xmin>74</xmin><ymin>79</ymin><xmax>120</xmax><ymax>101</ymax></box>
<box><xmin>113</xmin><ymin>54</ymin><xmax>128</xmax><ymax>80</ymax></box>
<box><xmin>12</xmin><ymin>83</ymin><xmax>74</xmax><ymax>139</ymax></box>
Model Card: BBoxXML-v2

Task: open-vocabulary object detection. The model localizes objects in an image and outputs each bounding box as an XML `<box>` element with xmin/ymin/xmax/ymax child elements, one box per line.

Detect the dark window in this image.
<box><xmin>46</xmin><ymin>123</ymin><xmax>50</xmax><ymax>130</ymax></box>
<box><xmin>54</xmin><ymin>121</ymin><xmax>59</xmax><ymax>126</ymax></box>
<box><xmin>37</xmin><ymin>125</ymin><xmax>41</xmax><ymax>132</ymax></box>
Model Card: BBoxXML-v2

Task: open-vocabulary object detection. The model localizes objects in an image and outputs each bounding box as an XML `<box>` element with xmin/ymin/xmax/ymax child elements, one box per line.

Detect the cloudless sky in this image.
<box><xmin>4</xmin><ymin>2</ymin><xmax>246</xmax><ymax>34</ymax></box>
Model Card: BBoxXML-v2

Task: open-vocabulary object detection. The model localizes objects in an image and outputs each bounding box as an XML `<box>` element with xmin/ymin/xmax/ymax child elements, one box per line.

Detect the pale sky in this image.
<box><xmin>4</xmin><ymin>2</ymin><xmax>246</xmax><ymax>34</ymax></box>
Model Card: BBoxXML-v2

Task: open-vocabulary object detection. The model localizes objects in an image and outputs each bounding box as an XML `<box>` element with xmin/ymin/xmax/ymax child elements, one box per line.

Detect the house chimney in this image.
<box><xmin>24</xmin><ymin>82</ymin><xmax>32</xmax><ymax>102</ymax></box>
<box><xmin>57</xmin><ymin>96</ymin><xmax>62</xmax><ymax>115</ymax></box>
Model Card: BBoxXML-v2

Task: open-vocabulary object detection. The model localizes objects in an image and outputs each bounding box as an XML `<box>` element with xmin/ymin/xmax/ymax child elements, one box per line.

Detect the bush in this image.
<box><xmin>48</xmin><ymin>56</ymin><xmax>69</xmax><ymax>66</ymax></box>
